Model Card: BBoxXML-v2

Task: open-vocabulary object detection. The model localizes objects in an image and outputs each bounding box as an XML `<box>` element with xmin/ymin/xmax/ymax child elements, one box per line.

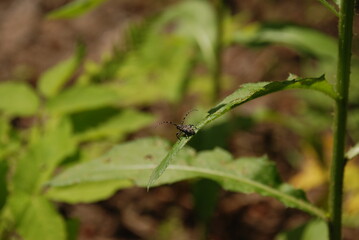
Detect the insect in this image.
<box><xmin>159</xmin><ymin>109</ymin><xmax>198</xmax><ymax>140</ymax></box>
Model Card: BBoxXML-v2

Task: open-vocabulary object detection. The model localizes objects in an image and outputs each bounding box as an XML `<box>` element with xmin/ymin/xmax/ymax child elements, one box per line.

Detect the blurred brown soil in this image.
<box><xmin>1</xmin><ymin>0</ymin><xmax>359</xmax><ymax>240</ymax></box>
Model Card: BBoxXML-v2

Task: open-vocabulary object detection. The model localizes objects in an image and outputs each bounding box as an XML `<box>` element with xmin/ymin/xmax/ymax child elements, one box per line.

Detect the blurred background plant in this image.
<box><xmin>0</xmin><ymin>0</ymin><xmax>358</xmax><ymax>239</ymax></box>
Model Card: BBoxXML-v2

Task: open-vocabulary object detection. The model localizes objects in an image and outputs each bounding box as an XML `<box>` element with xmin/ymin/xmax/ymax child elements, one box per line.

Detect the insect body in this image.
<box><xmin>159</xmin><ymin>110</ymin><xmax>197</xmax><ymax>140</ymax></box>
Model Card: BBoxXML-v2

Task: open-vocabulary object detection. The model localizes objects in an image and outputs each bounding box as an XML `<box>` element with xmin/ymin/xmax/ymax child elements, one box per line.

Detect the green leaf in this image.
<box><xmin>46</xmin><ymin>179</ymin><xmax>132</xmax><ymax>203</ymax></box>
<box><xmin>148</xmin><ymin>75</ymin><xmax>337</xmax><ymax>190</ymax></box>
<box><xmin>7</xmin><ymin>193</ymin><xmax>66</xmax><ymax>240</ymax></box>
<box><xmin>153</xmin><ymin>0</ymin><xmax>216</xmax><ymax>67</ymax></box>
<box><xmin>39</xmin><ymin>44</ymin><xmax>85</xmax><ymax>98</ymax></box>
<box><xmin>233</xmin><ymin>24</ymin><xmax>337</xmax><ymax>60</ymax></box>
<box><xmin>346</xmin><ymin>142</ymin><xmax>359</xmax><ymax>160</ymax></box>
<box><xmin>0</xmin><ymin>117</ymin><xmax>21</xmax><ymax>159</ymax></box>
<box><xmin>48</xmin><ymin>137</ymin><xmax>326</xmax><ymax>218</ymax></box>
<box><xmin>115</xmin><ymin>36</ymin><xmax>194</xmax><ymax>104</ymax></box>
<box><xmin>46</xmin><ymin>85</ymin><xmax>119</xmax><ymax>114</ymax></box>
<box><xmin>47</xmin><ymin>0</ymin><xmax>108</xmax><ymax>19</ymax></box>
<box><xmin>276</xmin><ymin>219</ymin><xmax>328</xmax><ymax>240</ymax></box>
<box><xmin>71</xmin><ymin>108</ymin><xmax>156</xmax><ymax>142</ymax></box>
<box><xmin>77</xmin><ymin>21</ymin><xmax>153</xmax><ymax>84</ymax></box>
<box><xmin>316</xmin><ymin>0</ymin><xmax>339</xmax><ymax>16</ymax></box>
<box><xmin>333</xmin><ymin>0</ymin><xmax>340</xmax><ymax>5</ymax></box>
<box><xmin>79</xmin><ymin>19</ymin><xmax>195</xmax><ymax>105</ymax></box>
<box><xmin>0</xmin><ymin>82</ymin><xmax>39</xmax><ymax>116</ymax></box>
<box><xmin>12</xmin><ymin>117</ymin><xmax>75</xmax><ymax>194</ymax></box>
<box><xmin>212</xmin><ymin>75</ymin><xmax>338</xmax><ymax>109</ymax></box>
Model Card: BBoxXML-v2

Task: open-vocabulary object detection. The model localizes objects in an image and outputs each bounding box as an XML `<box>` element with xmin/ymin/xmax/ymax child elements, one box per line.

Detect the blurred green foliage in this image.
<box><xmin>46</xmin><ymin>0</ymin><xmax>109</xmax><ymax>19</ymax></box>
<box><xmin>1</xmin><ymin>0</ymin><xmax>359</xmax><ymax>239</ymax></box>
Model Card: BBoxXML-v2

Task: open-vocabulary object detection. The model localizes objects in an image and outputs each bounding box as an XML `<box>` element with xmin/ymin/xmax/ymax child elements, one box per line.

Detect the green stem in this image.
<box><xmin>328</xmin><ymin>0</ymin><xmax>355</xmax><ymax>239</ymax></box>
<box><xmin>212</xmin><ymin>0</ymin><xmax>224</xmax><ymax>102</ymax></box>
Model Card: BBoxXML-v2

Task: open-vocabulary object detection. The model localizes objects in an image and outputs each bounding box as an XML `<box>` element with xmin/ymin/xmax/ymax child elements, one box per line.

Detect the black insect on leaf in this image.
<box><xmin>159</xmin><ymin>109</ymin><xmax>198</xmax><ymax>139</ymax></box>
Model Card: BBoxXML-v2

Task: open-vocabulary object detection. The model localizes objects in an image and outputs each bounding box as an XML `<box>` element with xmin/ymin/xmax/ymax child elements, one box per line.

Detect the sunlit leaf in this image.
<box><xmin>115</xmin><ymin>36</ymin><xmax>194</xmax><ymax>104</ymax></box>
<box><xmin>7</xmin><ymin>193</ymin><xmax>66</xmax><ymax>240</ymax></box>
<box><xmin>332</xmin><ymin>0</ymin><xmax>340</xmax><ymax>6</ymax></box>
<box><xmin>233</xmin><ymin>24</ymin><xmax>337</xmax><ymax>60</ymax></box>
<box><xmin>39</xmin><ymin>44</ymin><xmax>85</xmax><ymax>98</ymax></box>
<box><xmin>77</xmin><ymin>21</ymin><xmax>151</xmax><ymax>84</ymax></box>
<box><xmin>47</xmin><ymin>0</ymin><xmax>108</xmax><ymax>19</ymax></box>
<box><xmin>153</xmin><ymin>0</ymin><xmax>216</xmax><ymax>67</ymax></box>
<box><xmin>79</xmin><ymin>18</ymin><xmax>195</xmax><ymax>105</ymax></box>
<box><xmin>12</xmin><ymin>117</ymin><xmax>75</xmax><ymax>194</ymax></box>
<box><xmin>345</xmin><ymin>142</ymin><xmax>359</xmax><ymax>160</ymax></box>
<box><xmin>46</xmin><ymin>85</ymin><xmax>119</xmax><ymax>114</ymax></box>
<box><xmin>48</xmin><ymin>137</ymin><xmax>325</xmax><ymax>219</ymax></box>
<box><xmin>276</xmin><ymin>219</ymin><xmax>328</xmax><ymax>240</ymax></box>
<box><xmin>148</xmin><ymin>75</ymin><xmax>337</xmax><ymax>190</ymax></box>
<box><xmin>71</xmin><ymin>108</ymin><xmax>156</xmax><ymax>142</ymax></box>
<box><xmin>46</xmin><ymin>179</ymin><xmax>132</xmax><ymax>203</ymax></box>
<box><xmin>0</xmin><ymin>82</ymin><xmax>39</xmax><ymax>116</ymax></box>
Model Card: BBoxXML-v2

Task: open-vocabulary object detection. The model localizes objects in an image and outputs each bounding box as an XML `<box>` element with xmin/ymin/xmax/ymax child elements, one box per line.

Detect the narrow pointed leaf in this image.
<box><xmin>148</xmin><ymin>75</ymin><xmax>337</xmax><ymax>189</ymax></box>
<box><xmin>47</xmin><ymin>0</ymin><xmax>108</xmax><ymax>19</ymax></box>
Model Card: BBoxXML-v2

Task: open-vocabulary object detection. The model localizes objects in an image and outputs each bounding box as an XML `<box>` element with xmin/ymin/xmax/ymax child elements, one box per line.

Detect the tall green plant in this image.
<box><xmin>329</xmin><ymin>0</ymin><xmax>355</xmax><ymax>239</ymax></box>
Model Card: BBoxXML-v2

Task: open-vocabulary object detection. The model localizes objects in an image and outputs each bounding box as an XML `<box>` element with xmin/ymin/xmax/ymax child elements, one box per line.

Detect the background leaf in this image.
<box><xmin>46</xmin><ymin>179</ymin><xmax>132</xmax><ymax>203</ymax></box>
<box><xmin>46</xmin><ymin>85</ymin><xmax>119</xmax><ymax>114</ymax></box>
<box><xmin>71</xmin><ymin>108</ymin><xmax>156</xmax><ymax>142</ymax></box>
<box><xmin>0</xmin><ymin>82</ymin><xmax>39</xmax><ymax>116</ymax></box>
<box><xmin>276</xmin><ymin>219</ymin><xmax>328</xmax><ymax>240</ymax></box>
<box><xmin>7</xmin><ymin>193</ymin><xmax>66</xmax><ymax>240</ymax></box>
<box><xmin>47</xmin><ymin>0</ymin><xmax>109</xmax><ymax>19</ymax></box>
<box><xmin>114</xmin><ymin>36</ymin><xmax>194</xmax><ymax>104</ymax></box>
<box><xmin>12</xmin><ymin>117</ymin><xmax>75</xmax><ymax>194</ymax></box>
<box><xmin>38</xmin><ymin>44</ymin><xmax>85</xmax><ymax>98</ymax></box>
<box><xmin>153</xmin><ymin>0</ymin><xmax>217</xmax><ymax>67</ymax></box>
<box><xmin>233</xmin><ymin>24</ymin><xmax>337</xmax><ymax>60</ymax></box>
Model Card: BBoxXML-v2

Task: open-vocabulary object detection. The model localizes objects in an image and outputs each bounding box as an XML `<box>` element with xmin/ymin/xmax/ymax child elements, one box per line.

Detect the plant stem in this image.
<box><xmin>212</xmin><ymin>0</ymin><xmax>224</xmax><ymax>102</ymax></box>
<box><xmin>328</xmin><ymin>0</ymin><xmax>355</xmax><ymax>239</ymax></box>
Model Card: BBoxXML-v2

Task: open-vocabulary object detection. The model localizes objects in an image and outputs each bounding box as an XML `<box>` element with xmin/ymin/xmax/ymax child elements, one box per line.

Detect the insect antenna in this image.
<box><xmin>180</xmin><ymin>109</ymin><xmax>198</xmax><ymax>125</ymax></box>
<box><xmin>157</xmin><ymin>121</ymin><xmax>178</xmax><ymax>127</ymax></box>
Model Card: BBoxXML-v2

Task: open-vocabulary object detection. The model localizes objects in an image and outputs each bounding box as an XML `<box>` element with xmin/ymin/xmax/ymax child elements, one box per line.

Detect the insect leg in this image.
<box><xmin>176</xmin><ymin>131</ymin><xmax>182</xmax><ymax>140</ymax></box>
